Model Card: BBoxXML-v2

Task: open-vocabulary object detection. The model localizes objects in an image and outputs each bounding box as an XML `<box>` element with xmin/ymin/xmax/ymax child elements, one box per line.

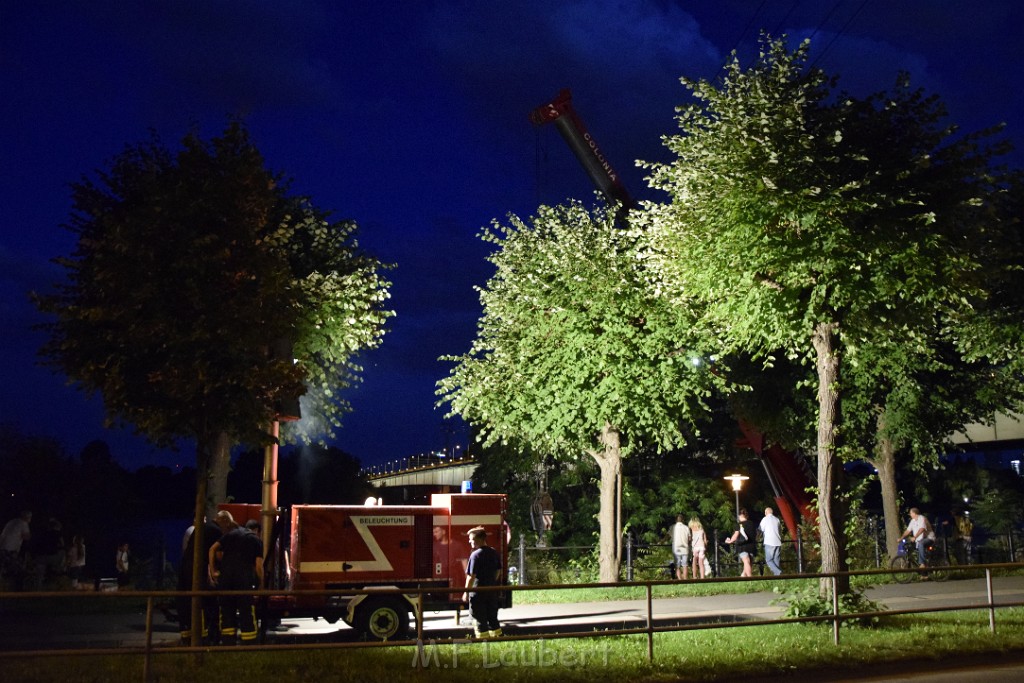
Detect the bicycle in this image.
<box><xmin>890</xmin><ymin>537</ymin><xmax>949</xmax><ymax>583</ymax></box>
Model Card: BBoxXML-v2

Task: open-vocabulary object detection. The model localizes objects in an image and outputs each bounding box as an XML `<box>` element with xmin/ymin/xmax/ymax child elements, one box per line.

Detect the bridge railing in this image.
<box><xmin>362</xmin><ymin>452</ymin><xmax>478</xmax><ymax>479</ymax></box>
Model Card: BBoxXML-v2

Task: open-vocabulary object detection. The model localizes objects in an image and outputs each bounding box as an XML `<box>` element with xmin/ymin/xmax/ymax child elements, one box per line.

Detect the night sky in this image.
<box><xmin>2</xmin><ymin>1</ymin><xmax>1022</xmax><ymax>471</ymax></box>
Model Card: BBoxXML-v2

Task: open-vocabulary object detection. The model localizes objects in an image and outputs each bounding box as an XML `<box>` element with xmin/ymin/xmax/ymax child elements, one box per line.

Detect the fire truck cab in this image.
<box><xmin>220</xmin><ymin>493</ymin><xmax>509</xmax><ymax>641</ymax></box>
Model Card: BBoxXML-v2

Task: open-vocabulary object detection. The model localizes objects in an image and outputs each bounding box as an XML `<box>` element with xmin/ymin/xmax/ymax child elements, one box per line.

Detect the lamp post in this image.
<box><xmin>724</xmin><ymin>474</ymin><xmax>749</xmax><ymax>520</ymax></box>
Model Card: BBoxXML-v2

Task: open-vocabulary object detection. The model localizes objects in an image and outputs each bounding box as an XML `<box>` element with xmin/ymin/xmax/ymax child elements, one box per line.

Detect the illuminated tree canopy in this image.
<box><xmin>639</xmin><ymin>36</ymin><xmax>1024</xmax><ymax>591</ymax></box>
<box><xmin>439</xmin><ymin>200</ymin><xmax>720</xmax><ymax>581</ymax></box>
<box><xmin>37</xmin><ymin>123</ymin><xmax>392</xmax><ymax>452</ymax></box>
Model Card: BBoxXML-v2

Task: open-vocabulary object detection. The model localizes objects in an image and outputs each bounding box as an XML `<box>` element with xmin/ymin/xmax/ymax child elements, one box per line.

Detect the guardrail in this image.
<box><xmin>1</xmin><ymin>563</ymin><xmax>1022</xmax><ymax>682</ymax></box>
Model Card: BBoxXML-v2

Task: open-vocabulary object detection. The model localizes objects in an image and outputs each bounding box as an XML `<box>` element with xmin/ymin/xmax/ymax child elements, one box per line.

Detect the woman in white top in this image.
<box><xmin>689</xmin><ymin>517</ymin><xmax>708</xmax><ymax>579</ymax></box>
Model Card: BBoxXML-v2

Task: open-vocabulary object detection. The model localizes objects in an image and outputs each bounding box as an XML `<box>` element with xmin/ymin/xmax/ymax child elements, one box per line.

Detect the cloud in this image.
<box><xmin>424</xmin><ymin>1</ymin><xmax>722</xmax><ymax>169</ymax></box>
<box><xmin>81</xmin><ymin>0</ymin><xmax>339</xmax><ymax>114</ymax></box>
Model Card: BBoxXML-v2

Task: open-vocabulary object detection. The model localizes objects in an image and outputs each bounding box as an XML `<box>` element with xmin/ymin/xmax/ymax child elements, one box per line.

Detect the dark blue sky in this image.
<box><xmin>2</xmin><ymin>1</ymin><xmax>1022</xmax><ymax>470</ymax></box>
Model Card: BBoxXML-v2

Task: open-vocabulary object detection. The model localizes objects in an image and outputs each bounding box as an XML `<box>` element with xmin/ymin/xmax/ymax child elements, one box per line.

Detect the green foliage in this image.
<box><xmin>639</xmin><ymin>34</ymin><xmax>1024</xmax><ymax>582</ymax></box>
<box><xmin>841</xmin><ymin>470</ymin><xmax>881</xmax><ymax>568</ymax></box>
<box><xmin>7</xmin><ymin>607</ymin><xmax>1024</xmax><ymax>682</ymax></box>
<box><xmin>35</xmin><ymin>122</ymin><xmax>392</xmax><ymax>451</ymax></box>
<box><xmin>772</xmin><ymin>582</ymin><xmax>883</xmax><ymax>627</ymax></box>
<box><xmin>625</xmin><ymin>468</ymin><xmax>734</xmax><ymax>545</ymax></box>
<box><xmin>438</xmin><ymin>200</ymin><xmax>722</xmax><ymax>458</ymax></box>
<box><xmin>972</xmin><ymin>480</ymin><xmax>1024</xmax><ymax>534</ymax></box>
<box><xmin>275</xmin><ymin>202</ymin><xmax>394</xmax><ymax>444</ymax></box>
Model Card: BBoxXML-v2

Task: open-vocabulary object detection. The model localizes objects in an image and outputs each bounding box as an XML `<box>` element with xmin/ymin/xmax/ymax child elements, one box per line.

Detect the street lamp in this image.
<box><xmin>724</xmin><ymin>474</ymin><xmax>749</xmax><ymax>520</ymax></box>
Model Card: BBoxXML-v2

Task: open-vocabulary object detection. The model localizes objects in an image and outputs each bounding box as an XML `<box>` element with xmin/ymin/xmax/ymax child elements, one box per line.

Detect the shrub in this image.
<box><xmin>772</xmin><ymin>583</ymin><xmax>883</xmax><ymax>627</ymax></box>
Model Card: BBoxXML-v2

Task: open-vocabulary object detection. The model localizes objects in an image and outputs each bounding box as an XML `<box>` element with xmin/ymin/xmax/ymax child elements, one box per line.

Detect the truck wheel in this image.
<box><xmin>357</xmin><ymin>598</ymin><xmax>409</xmax><ymax>641</ymax></box>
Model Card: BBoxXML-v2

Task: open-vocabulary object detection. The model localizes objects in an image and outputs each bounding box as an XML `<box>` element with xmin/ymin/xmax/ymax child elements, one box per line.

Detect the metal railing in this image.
<box><xmin>1</xmin><ymin>563</ymin><xmax>1022</xmax><ymax>681</ymax></box>
<box><xmin>514</xmin><ymin>531</ymin><xmax>807</xmax><ymax>585</ymax></box>
<box><xmin>514</xmin><ymin>523</ymin><xmax>1023</xmax><ymax>585</ymax></box>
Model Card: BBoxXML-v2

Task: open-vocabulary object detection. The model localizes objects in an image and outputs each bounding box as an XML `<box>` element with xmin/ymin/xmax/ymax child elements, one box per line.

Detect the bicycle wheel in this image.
<box><xmin>890</xmin><ymin>555</ymin><xmax>913</xmax><ymax>583</ymax></box>
<box><xmin>929</xmin><ymin>555</ymin><xmax>950</xmax><ymax>582</ymax></box>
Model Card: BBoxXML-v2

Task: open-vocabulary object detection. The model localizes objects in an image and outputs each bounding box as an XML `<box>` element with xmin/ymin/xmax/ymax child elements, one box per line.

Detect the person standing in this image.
<box><xmin>689</xmin><ymin>517</ymin><xmax>708</xmax><ymax>579</ymax></box>
<box><xmin>539</xmin><ymin>491</ymin><xmax>554</xmax><ymax>531</ymax></box>
<box><xmin>951</xmin><ymin>509</ymin><xmax>973</xmax><ymax>565</ymax></box>
<box><xmin>67</xmin><ymin>535</ymin><xmax>86</xmax><ymax>589</ymax></box>
<box><xmin>1</xmin><ymin>510</ymin><xmax>32</xmax><ymax>587</ymax></box>
<box><xmin>463</xmin><ymin>526</ymin><xmax>502</xmax><ymax>638</ymax></box>
<box><xmin>1</xmin><ymin>511</ymin><xmax>32</xmax><ymax>553</ymax></box>
<box><xmin>209</xmin><ymin>514</ymin><xmax>263</xmax><ymax>644</ymax></box>
<box><xmin>178</xmin><ymin>518</ymin><xmax>223</xmax><ymax>644</ymax></box>
<box><xmin>672</xmin><ymin>514</ymin><xmax>691</xmax><ymax>580</ymax></box>
<box><xmin>759</xmin><ymin>507</ymin><xmax>783</xmax><ymax>576</ymax></box>
<box><xmin>724</xmin><ymin>508</ymin><xmax>757</xmax><ymax>577</ymax></box>
<box><xmin>115</xmin><ymin>542</ymin><xmax>130</xmax><ymax>587</ymax></box>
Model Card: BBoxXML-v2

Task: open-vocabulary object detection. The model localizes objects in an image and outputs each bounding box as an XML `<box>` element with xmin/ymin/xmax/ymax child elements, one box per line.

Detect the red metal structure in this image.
<box><xmin>530</xmin><ymin>88</ymin><xmax>633</xmax><ymax>208</ymax></box>
<box><xmin>221</xmin><ymin>493</ymin><xmax>509</xmax><ymax>641</ymax></box>
<box><xmin>736</xmin><ymin>422</ymin><xmax>817</xmax><ymax>540</ymax></box>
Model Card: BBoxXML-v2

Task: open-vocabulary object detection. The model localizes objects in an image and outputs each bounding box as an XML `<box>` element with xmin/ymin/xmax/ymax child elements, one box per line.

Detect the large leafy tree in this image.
<box><xmin>824</xmin><ymin>80</ymin><xmax>1024</xmax><ymax>556</ymax></box>
<box><xmin>35</xmin><ymin>123</ymin><xmax>391</xmax><ymax>641</ymax></box>
<box><xmin>640</xmin><ymin>37</ymin><xmax>1020</xmax><ymax>593</ymax></box>
<box><xmin>438</xmin><ymin>200</ymin><xmax>720</xmax><ymax>582</ymax></box>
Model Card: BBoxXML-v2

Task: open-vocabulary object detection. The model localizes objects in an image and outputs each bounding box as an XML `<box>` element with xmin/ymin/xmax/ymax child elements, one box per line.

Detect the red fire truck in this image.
<box><xmin>221</xmin><ymin>492</ymin><xmax>510</xmax><ymax>640</ymax></box>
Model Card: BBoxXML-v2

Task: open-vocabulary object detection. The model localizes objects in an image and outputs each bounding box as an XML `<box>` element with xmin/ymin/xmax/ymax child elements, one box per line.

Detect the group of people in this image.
<box><xmin>671</xmin><ymin>507</ymin><xmax>785</xmax><ymax>579</ymax></box>
<box><xmin>177</xmin><ymin>510</ymin><xmax>264</xmax><ymax>645</ymax></box>
<box><xmin>0</xmin><ymin>510</ymin><xmax>90</xmax><ymax>590</ymax></box>
<box><xmin>670</xmin><ymin>515</ymin><xmax>711</xmax><ymax>579</ymax></box>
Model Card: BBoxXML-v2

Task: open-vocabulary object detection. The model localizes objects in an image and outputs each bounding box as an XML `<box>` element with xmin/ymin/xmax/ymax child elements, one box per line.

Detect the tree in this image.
<box><xmin>438</xmin><ymin>200</ymin><xmax>720</xmax><ymax>582</ymax></box>
<box><xmin>35</xmin><ymin>122</ymin><xmax>391</xmax><ymax>644</ymax></box>
<box><xmin>823</xmin><ymin>80</ymin><xmax>1024</xmax><ymax>558</ymax></box>
<box><xmin>640</xmin><ymin>36</ymin><xmax>1020</xmax><ymax>593</ymax></box>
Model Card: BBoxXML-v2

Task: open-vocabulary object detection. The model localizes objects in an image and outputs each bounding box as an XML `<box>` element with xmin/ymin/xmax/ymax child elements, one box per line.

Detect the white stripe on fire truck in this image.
<box><xmin>299</xmin><ymin>515</ymin><xmax>408</xmax><ymax>574</ymax></box>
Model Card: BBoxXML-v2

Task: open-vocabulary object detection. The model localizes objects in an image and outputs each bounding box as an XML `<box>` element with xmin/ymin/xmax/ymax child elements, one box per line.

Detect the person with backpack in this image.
<box><xmin>725</xmin><ymin>508</ymin><xmax>757</xmax><ymax>577</ymax></box>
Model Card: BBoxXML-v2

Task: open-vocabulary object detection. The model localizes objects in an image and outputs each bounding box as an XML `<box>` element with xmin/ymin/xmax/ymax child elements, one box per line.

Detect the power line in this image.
<box><xmin>807</xmin><ymin>0</ymin><xmax>846</xmax><ymax>44</ymax></box>
<box><xmin>770</xmin><ymin>0</ymin><xmax>802</xmax><ymax>38</ymax></box>
<box><xmin>810</xmin><ymin>0</ymin><xmax>873</xmax><ymax>69</ymax></box>
<box><xmin>728</xmin><ymin>0</ymin><xmax>769</xmax><ymax>58</ymax></box>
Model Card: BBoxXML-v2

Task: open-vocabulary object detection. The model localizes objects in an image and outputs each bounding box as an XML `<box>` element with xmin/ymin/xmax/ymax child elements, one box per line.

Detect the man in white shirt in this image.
<box><xmin>1</xmin><ymin>511</ymin><xmax>32</xmax><ymax>586</ymax></box>
<box><xmin>758</xmin><ymin>507</ymin><xmax>783</xmax><ymax>576</ymax></box>
<box><xmin>672</xmin><ymin>515</ymin><xmax>691</xmax><ymax>579</ymax></box>
<box><xmin>0</xmin><ymin>511</ymin><xmax>32</xmax><ymax>555</ymax></box>
<box><xmin>900</xmin><ymin>507</ymin><xmax>934</xmax><ymax>568</ymax></box>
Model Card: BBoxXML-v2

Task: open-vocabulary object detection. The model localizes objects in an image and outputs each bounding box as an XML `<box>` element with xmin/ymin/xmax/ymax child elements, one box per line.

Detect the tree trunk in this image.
<box><xmin>207</xmin><ymin>431</ymin><xmax>232</xmax><ymax>518</ymax></box>
<box><xmin>867</xmin><ymin>410</ymin><xmax>902</xmax><ymax>559</ymax></box>
<box><xmin>190</xmin><ymin>435</ymin><xmax>212</xmax><ymax>648</ymax></box>
<box><xmin>589</xmin><ymin>423</ymin><xmax>623</xmax><ymax>583</ymax></box>
<box><xmin>812</xmin><ymin>321</ymin><xmax>849</xmax><ymax>596</ymax></box>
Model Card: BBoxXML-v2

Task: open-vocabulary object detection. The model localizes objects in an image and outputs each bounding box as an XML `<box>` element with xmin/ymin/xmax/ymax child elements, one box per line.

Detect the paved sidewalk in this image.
<box><xmin>1</xmin><ymin>575</ymin><xmax>1021</xmax><ymax>650</ymax></box>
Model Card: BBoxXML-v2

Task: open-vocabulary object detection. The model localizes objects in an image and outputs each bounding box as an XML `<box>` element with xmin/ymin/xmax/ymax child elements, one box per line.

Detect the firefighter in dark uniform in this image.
<box><xmin>462</xmin><ymin>526</ymin><xmax>502</xmax><ymax>638</ymax></box>
<box><xmin>178</xmin><ymin>518</ymin><xmax>223</xmax><ymax>644</ymax></box>
<box><xmin>209</xmin><ymin>518</ymin><xmax>263</xmax><ymax>644</ymax></box>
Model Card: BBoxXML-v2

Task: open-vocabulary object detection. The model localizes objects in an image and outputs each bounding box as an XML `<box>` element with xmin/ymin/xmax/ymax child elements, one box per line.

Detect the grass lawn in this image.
<box><xmin>4</xmin><ymin>607</ymin><xmax>1024</xmax><ymax>682</ymax></box>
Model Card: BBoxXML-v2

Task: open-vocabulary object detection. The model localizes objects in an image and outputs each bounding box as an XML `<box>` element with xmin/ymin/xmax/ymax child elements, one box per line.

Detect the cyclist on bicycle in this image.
<box><xmin>900</xmin><ymin>508</ymin><xmax>935</xmax><ymax>568</ymax></box>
